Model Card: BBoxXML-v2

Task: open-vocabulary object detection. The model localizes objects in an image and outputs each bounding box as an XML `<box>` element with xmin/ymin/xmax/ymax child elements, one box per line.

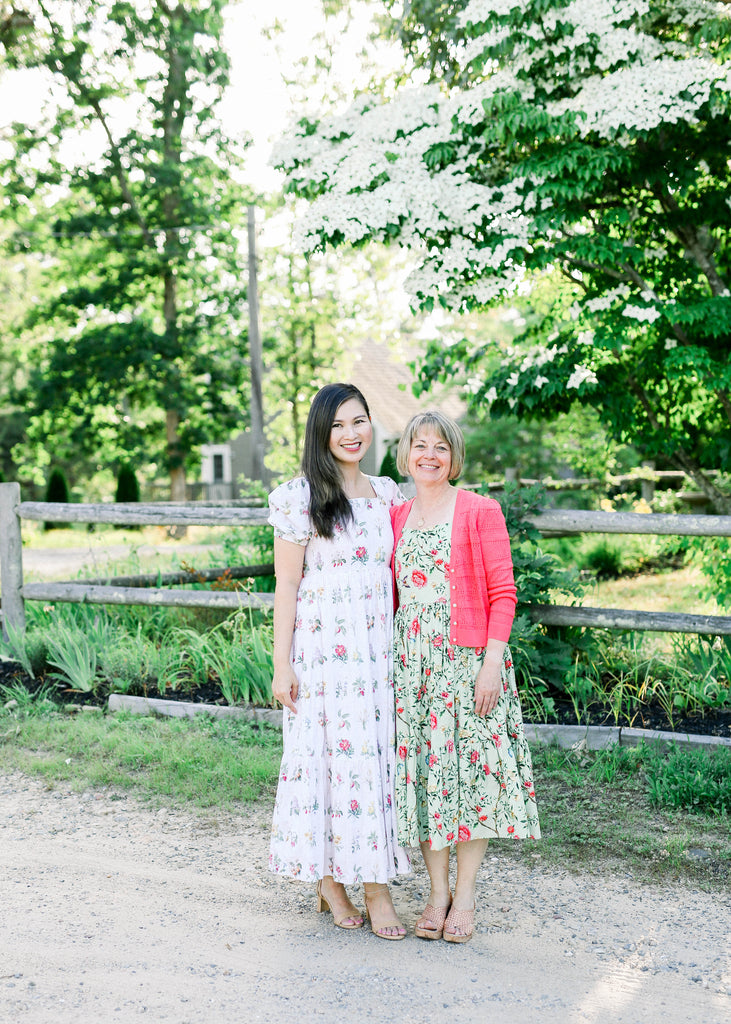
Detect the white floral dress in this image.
<box><xmin>267</xmin><ymin>475</ymin><xmax>411</xmax><ymax>884</ymax></box>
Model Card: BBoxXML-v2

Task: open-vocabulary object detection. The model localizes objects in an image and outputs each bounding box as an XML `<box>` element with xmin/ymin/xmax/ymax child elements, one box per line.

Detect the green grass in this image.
<box><xmin>0</xmin><ymin>703</ymin><xmax>729</xmax><ymax>889</ymax></box>
<box><xmin>587</xmin><ymin>564</ymin><xmax>723</xmax><ymax>617</ymax></box>
<box><xmin>495</xmin><ymin>743</ymin><xmax>731</xmax><ymax>890</ymax></box>
<box><xmin>0</xmin><ymin>711</ymin><xmax>282</xmax><ymax>809</ymax></box>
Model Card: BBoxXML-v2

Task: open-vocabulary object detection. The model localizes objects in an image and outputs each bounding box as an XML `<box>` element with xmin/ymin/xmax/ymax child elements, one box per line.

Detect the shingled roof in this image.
<box><xmin>346</xmin><ymin>340</ymin><xmax>464</xmax><ymax>437</ymax></box>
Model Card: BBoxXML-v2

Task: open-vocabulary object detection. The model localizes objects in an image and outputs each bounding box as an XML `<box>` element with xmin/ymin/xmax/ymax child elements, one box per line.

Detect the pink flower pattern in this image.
<box><xmin>393</xmin><ymin>523</ymin><xmax>540</xmax><ymax>851</ymax></box>
<box><xmin>267</xmin><ymin>475</ymin><xmax>411</xmax><ymax>882</ymax></box>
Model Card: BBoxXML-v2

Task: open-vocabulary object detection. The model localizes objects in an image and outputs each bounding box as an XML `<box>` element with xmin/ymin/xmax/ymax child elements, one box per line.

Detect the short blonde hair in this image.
<box><xmin>396</xmin><ymin>411</ymin><xmax>465</xmax><ymax>480</ymax></box>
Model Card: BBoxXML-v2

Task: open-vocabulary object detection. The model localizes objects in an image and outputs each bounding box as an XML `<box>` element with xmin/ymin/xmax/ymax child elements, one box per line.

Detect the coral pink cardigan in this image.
<box><xmin>390</xmin><ymin>489</ymin><xmax>517</xmax><ymax>646</ymax></box>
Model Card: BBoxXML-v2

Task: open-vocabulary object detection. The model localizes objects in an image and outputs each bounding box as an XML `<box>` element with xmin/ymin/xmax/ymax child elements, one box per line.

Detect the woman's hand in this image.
<box><xmin>474</xmin><ymin>642</ymin><xmax>506</xmax><ymax>717</ymax></box>
<box><xmin>272</xmin><ymin>664</ymin><xmax>299</xmax><ymax>714</ymax></box>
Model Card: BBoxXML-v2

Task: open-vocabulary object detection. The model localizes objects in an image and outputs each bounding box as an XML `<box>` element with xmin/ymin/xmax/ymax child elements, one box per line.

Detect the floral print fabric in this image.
<box><xmin>394</xmin><ymin>524</ymin><xmax>540</xmax><ymax>851</ymax></box>
<box><xmin>268</xmin><ymin>475</ymin><xmax>410</xmax><ymax>883</ymax></box>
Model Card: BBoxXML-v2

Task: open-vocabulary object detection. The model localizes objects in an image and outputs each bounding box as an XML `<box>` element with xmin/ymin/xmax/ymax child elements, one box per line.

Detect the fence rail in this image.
<box><xmin>1</xmin><ymin>482</ymin><xmax>730</xmax><ymax>639</ymax></box>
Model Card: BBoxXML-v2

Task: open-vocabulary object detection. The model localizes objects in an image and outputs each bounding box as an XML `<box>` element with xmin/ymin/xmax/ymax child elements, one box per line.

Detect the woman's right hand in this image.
<box><xmin>272</xmin><ymin>664</ymin><xmax>299</xmax><ymax>714</ymax></box>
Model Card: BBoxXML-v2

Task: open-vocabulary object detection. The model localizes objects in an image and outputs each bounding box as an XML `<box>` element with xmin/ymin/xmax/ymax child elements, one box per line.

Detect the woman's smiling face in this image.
<box><xmin>329</xmin><ymin>398</ymin><xmax>373</xmax><ymax>466</ymax></box>
<box><xmin>407</xmin><ymin>430</ymin><xmax>452</xmax><ymax>485</ymax></box>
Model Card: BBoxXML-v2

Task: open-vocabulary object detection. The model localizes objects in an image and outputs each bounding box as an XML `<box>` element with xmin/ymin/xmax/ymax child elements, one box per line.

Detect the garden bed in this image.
<box><xmin>2</xmin><ymin>658</ymin><xmax>729</xmax><ymax>739</ymax></box>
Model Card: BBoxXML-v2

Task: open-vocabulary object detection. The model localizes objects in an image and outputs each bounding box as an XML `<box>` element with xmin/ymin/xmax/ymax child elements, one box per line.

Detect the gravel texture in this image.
<box><xmin>2</xmin><ymin>771</ymin><xmax>729</xmax><ymax>1024</ymax></box>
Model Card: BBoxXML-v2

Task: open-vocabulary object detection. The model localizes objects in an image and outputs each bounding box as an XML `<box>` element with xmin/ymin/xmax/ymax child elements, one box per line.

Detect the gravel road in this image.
<box><xmin>1</xmin><ymin>772</ymin><xmax>729</xmax><ymax>1024</ymax></box>
<box><xmin>22</xmin><ymin>544</ymin><xmax>216</xmax><ymax>582</ymax></box>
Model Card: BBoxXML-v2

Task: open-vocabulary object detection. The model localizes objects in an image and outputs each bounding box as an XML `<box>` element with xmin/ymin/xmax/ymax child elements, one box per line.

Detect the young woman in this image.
<box><xmin>268</xmin><ymin>383</ymin><xmax>409</xmax><ymax>939</ymax></box>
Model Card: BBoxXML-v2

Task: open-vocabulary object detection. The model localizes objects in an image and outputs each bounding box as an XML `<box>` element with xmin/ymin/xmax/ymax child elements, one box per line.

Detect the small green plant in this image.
<box><xmin>45</xmin><ymin>625</ymin><xmax>99</xmax><ymax>693</ymax></box>
<box><xmin>378</xmin><ymin>446</ymin><xmax>402</xmax><ymax>484</ymax></box>
<box><xmin>166</xmin><ymin>627</ymin><xmax>212</xmax><ymax>690</ymax></box>
<box><xmin>564</xmin><ymin>658</ymin><xmax>596</xmax><ymax>723</ymax></box>
<box><xmin>207</xmin><ymin>612</ymin><xmax>274</xmax><ymax>706</ymax></box>
<box><xmin>583</xmin><ymin>539</ymin><xmax>624</xmax><ymax>580</ymax></box>
<box><xmin>646</xmin><ymin>744</ymin><xmax>731</xmax><ymax>815</ymax></box>
<box><xmin>101</xmin><ymin>628</ymin><xmax>156</xmax><ymax>694</ymax></box>
<box><xmin>148</xmin><ymin>639</ymin><xmax>189</xmax><ymax>693</ymax></box>
<box><xmin>0</xmin><ymin>680</ymin><xmax>59</xmax><ymax>717</ymax></box>
<box><xmin>0</xmin><ymin>621</ymin><xmax>48</xmax><ymax>679</ymax></box>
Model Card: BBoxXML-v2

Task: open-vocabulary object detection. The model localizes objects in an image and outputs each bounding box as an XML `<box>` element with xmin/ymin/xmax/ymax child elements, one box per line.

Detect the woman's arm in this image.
<box><xmin>474</xmin><ymin>500</ymin><xmax>514</xmax><ymax>715</ymax></box>
<box><xmin>271</xmin><ymin>537</ymin><xmax>306</xmax><ymax>714</ymax></box>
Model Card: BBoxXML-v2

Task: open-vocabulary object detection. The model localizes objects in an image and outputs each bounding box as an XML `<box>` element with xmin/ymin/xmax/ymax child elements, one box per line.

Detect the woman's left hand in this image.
<box><xmin>474</xmin><ymin>644</ymin><xmax>506</xmax><ymax>717</ymax></box>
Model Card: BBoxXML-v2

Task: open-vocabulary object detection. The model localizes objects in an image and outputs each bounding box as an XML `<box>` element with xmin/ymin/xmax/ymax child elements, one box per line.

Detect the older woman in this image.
<box><xmin>391</xmin><ymin>411</ymin><xmax>540</xmax><ymax>943</ymax></box>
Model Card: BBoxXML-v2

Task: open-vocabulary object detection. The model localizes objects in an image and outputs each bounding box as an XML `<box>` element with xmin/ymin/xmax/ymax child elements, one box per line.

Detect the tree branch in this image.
<box><xmin>655</xmin><ymin>187</ymin><xmax>729</xmax><ymax>297</ymax></box>
<box><xmin>627</xmin><ymin>374</ymin><xmax>730</xmax><ymax>511</ymax></box>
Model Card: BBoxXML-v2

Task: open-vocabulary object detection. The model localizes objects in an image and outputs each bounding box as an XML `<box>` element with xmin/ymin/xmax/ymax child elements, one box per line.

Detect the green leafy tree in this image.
<box><xmin>260</xmin><ymin>220</ymin><xmax>347</xmax><ymax>477</ymax></box>
<box><xmin>1</xmin><ymin>0</ymin><xmax>251</xmax><ymax>499</ymax></box>
<box><xmin>273</xmin><ymin>0</ymin><xmax>731</xmax><ymax>511</ymax></box>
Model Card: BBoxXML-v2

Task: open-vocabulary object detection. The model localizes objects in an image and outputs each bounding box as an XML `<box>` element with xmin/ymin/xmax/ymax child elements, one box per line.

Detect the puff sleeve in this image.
<box><xmin>267</xmin><ymin>477</ymin><xmax>312</xmax><ymax>546</ymax></box>
<box><xmin>372</xmin><ymin>475</ymin><xmax>407</xmax><ymax>508</ymax></box>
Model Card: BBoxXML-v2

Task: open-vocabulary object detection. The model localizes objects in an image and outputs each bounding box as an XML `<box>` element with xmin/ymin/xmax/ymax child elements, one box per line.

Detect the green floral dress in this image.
<box><xmin>394</xmin><ymin>524</ymin><xmax>541</xmax><ymax>851</ymax></box>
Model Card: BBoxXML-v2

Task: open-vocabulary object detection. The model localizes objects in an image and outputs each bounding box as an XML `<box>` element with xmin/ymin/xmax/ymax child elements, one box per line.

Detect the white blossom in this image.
<box><xmin>585</xmin><ymin>285</ymin><xmax>632</xmax><ymax>312</ymax></box>
<box><xmin>664</xmin><ymin>337</ymin><xmax>678</xmax><ymax>350</ymax></box>
<box><xmin>567</xmin><ymin>365</ymin><xmax>598</xmax><ymax>389</ymax></box>
<box><xmin>623</xmin><ymin>304</ymin><xmax>662</xmax><ymax>323</ymax></box>
<box><xmin>271</xmin><ymin>0</ymin><xmax>731</xmax><ymax>317</ymax></box>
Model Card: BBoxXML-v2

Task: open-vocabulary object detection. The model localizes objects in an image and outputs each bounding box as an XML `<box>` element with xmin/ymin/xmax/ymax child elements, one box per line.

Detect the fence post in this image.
<box><xmin>641</xmin><ymin>461</ymin><xmax>655</xmax><ymax>505</ymax></box>
<box><xmin>0</xmin><ymin>482</ymin><xmax>25</xmax><ymax>637</ymax></box>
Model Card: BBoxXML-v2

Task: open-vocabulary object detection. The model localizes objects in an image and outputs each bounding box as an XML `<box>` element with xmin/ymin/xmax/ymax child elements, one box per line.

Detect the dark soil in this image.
<box><xmin>2</xmin><ymin>659</ymin><xmax>729</xmax><ymax>738</ymax></box>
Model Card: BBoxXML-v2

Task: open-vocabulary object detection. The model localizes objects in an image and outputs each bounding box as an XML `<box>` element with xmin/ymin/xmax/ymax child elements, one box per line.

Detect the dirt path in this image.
<box><xmin>1</xmin><ymin>773</ymin><xmax>729</xmax><ymax>1024</ymax></box>
<box><xmin>22</xmin><ymin>544</ymin><xmax>216</xmax><ymax>582</ymax></box>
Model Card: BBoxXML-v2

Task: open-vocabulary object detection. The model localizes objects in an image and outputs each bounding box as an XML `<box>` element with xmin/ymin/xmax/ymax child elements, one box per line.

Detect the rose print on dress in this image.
<box><xmin>267</xmin><ymin>474</ymin><xmax>412</xmax><ymax>882</ymax></box>
<box><xmin>392</xmin><ymin>522</ymin><xmax>540</xmax><ymax>851</ymax></box>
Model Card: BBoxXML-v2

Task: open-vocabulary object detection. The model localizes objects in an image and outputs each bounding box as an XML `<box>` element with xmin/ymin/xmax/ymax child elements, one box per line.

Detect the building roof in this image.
<box><xmin>346</xmin><ymin>340</ymin><xmax>464</xmax><ymax>438</ymax></box>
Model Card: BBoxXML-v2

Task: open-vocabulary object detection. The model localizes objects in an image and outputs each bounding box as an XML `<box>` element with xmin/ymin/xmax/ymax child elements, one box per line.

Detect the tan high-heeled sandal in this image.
<box><xmin>442</xmin><ymin>904</ymin><xmax>475</xmax><ymax>944</ymax></box>
<box><xmin>414</xmin><ymin>896</ymin><xmax>452</xmax><ymax>940</ymax></box>
<box><xmin>363</xmin><ymin>883</ymin><xmax>406</xmax><ymax>941</ymax></box>
<box><xmin>316</xmin><ymin>880</ymin><xmax>363</xmax><ymax>930</ymax></box>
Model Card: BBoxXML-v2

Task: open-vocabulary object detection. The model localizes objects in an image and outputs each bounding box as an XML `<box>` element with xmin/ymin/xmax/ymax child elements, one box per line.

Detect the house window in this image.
<box><xmin>213</xmin><ymin>453</ymin><xmax>225</xmax><ymax>482</ymax></box>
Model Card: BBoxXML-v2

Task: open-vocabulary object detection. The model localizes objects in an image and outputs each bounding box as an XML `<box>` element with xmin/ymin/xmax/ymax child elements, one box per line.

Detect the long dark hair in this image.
<box><xmin>302</xmin><ymin>383</ymin><xmax>371</xmax><ymax>539</ymax></box>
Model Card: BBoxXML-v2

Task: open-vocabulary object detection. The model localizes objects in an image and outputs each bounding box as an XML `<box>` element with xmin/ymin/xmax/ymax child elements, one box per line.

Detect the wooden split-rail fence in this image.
<box><xmin>1</xmin><ymin>481</ymin><xmax>731</xmax><ymax>640</ymax></box>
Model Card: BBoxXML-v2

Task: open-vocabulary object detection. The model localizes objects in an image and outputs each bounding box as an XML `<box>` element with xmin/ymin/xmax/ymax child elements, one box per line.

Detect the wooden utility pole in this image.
<box><xmin>247</xmin><ymin>205</ymin><xmax>267</xmax><ymax>485</ymax></box>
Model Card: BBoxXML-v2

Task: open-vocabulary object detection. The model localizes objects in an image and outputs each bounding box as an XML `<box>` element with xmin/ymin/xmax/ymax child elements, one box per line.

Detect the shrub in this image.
<box><xmin>488</xmin><ymin>482</ymin><xmax>593</xmax><ymax>706</ymax></box>
<box><xmin>115</xmin><ymin>463</ymin><xmax>140</xmax><ymax>502</ymax></box>
<box><xmin>583</xmin><ymin>539</ymin><xmax>624</xmax><ymax>580</ymax></box>
<box><xmin>378</xmin><ymin>447</ymin><xmax>402</xmax><ymax>484</ymax></box>
<box><xmin>43</xmin><ymin>467</ymin><xmax>70</xmax><ymax>530</ymax></box>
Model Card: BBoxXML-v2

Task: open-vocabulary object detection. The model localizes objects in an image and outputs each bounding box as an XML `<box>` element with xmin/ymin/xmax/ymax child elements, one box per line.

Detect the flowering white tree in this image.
<box><xmin>274</xmin><ymin>0</ymin><xmax>731</xmax><ymax>510</ymax></box>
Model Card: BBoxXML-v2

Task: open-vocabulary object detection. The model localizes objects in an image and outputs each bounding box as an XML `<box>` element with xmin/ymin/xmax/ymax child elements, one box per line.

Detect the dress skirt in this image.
<box><xmin>268</xmin><ymin>476</ymin><xmax>410</xmax><ymax>883</ymax></box>
<box><xmin>393</xmin><ymin>523</ymin><xmax>540</xmax><ymax>851</ymax></box>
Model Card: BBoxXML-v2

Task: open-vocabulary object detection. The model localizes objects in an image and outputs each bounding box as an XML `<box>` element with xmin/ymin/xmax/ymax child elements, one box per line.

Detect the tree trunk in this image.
<box><xmin>166</xmin><ymin>409</ymin><xmax>187</xmax><ymax>503</ymax></box>
<box><xmin>247</xmin><ymin>205</ymin><xmax>267</xmax><ymax>485</ymax></box>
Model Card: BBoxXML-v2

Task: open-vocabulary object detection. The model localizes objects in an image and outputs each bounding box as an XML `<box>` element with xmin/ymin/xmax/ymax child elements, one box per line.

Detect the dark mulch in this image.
<box><xmin>2</xmin><ymin>659</ymin><xmax>729</xmax><ymax>738</ymax></box>
<box><xmin>548</xmin><ymin>697</ymin><xmax>731</xmax><ymax>738</ymax></box>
